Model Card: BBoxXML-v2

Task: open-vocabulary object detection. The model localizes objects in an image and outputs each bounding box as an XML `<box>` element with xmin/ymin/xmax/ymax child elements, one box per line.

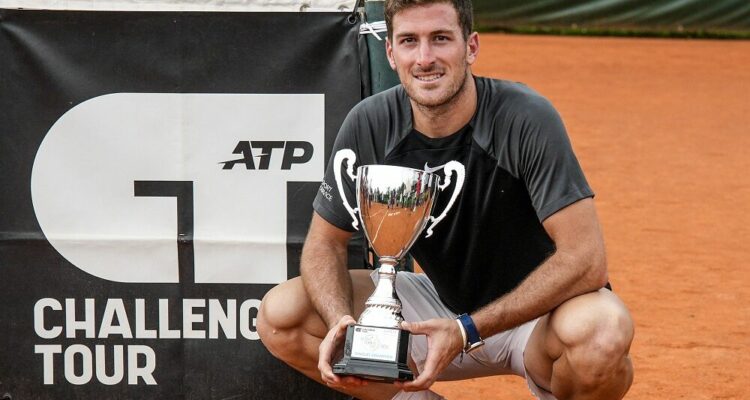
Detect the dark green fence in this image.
<box><xmin>474</xmin><ymin>0</ymin><xmax>750</xmax><ymax>35</ymax></box>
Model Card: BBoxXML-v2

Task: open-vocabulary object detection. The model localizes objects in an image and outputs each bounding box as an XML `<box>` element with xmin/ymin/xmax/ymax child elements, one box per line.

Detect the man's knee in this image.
<box><xmin>257</xmin><ymin>270</ymin><xmax>373</xmax><ymax>367</ymax></box>
<box><xmin>550</xmin><ymin>289</ymin><xmax>634</xmax><ymax>387</ymax></box>
<box><xmin>257</xmin><ymin>277</ymin><xmax>320</xmax><ymax>361</ymax></box>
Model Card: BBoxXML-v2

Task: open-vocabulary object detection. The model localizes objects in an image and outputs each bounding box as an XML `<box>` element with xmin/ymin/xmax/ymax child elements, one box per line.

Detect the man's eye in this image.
<box><xmin>401</xmin><ymin>38</ymin><xmax>416</xmax><ymax>44</ymax></box>
<box><xmin>435</xmin><ymin>35</ymin><xmax>449</xmax><ymax>41</ymax></box>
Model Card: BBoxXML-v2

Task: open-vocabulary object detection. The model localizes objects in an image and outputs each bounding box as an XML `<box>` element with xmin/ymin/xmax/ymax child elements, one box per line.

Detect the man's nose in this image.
<box><xmin>416</xmin><ymin>42</ymin><xmax>436</xmax><ymax>67</ymax></box>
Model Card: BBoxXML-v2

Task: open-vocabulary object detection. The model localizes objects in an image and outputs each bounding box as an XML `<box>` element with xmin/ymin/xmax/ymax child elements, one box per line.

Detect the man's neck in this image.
<box><xmin>411</xmin><ymin>74</ymin><xmax>477</xmax><ymax>138</ymax></box>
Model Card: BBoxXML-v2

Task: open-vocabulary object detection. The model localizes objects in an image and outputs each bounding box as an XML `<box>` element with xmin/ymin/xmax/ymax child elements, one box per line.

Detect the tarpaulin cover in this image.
<box><xmin>474</xmin><ymin>0</ymin><xmax>750</xmax><ymax>31</ymax></box>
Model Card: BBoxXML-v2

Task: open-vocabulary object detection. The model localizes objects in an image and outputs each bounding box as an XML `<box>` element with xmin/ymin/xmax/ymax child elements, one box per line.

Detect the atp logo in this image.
<box><xmin>221</xmin><ymin>141</ymin><xmax>314</xmax><ymax>170</ymax></box>
<box><xmin>32</xmin><ymin>93</ymin><xmax>324</xmax><ymax>284</ymax></box>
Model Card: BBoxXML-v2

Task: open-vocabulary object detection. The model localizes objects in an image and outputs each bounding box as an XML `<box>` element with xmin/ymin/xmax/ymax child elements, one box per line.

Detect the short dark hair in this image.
<box><xmin>384</xmin><ymin>0</ymin><xmax>473</xmax><ymax>40</ymax></box>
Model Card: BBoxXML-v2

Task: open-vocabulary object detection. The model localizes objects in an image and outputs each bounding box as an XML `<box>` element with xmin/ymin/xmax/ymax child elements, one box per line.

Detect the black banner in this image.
<box><xmin>0</xmin><ymin>9</ymin><xmax>361</xmax><ymax>399</ymax></box>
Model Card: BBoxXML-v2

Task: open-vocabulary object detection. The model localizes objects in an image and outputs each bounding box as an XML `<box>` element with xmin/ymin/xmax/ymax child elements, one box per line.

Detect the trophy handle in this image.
<box><xmin>425</xmin><ymin>161</ymin><xmax>465</xmax><ymax>238</ymax></box>
<box><xmin>333</xmin><ymin>149</ymin><xmax>360</xmax><ymax>230</ymax></box>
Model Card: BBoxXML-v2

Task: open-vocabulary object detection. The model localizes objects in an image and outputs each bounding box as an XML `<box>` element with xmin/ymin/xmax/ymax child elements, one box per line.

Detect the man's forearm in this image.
<box><xmin>300</xmin><ymin>230</ymin><xmax>354</xmax><ymax>329</ymax></box>
<box><xmin>472</xmin><ymin>248</ymin><xmax>608</xmax><ymax>339</ymax></box>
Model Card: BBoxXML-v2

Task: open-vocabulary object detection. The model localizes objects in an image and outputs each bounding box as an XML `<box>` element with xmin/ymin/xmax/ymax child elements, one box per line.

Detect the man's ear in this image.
<box><xmin>466</xmin><ymin>32</ymin><xmax>479</xmax><ymax>65</ymax></box>
<box><xmin>386</xmin><ymin>38</ymin><xmax>397</xmax><ymax>71</ymax></box>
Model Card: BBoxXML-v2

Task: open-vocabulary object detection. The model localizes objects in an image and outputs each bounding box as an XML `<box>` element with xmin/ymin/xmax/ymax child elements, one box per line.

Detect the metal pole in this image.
<box><xmin>364</xmin><ymin>0</ymin><xmax>400</xmax><ymax>95</ymax></box>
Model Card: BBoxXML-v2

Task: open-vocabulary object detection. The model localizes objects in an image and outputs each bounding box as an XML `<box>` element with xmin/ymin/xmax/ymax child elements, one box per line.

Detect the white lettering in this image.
<box><xmin>95</xmin><ymin>344</ymin><xmax>124</xmax><ymax>385</ymax></box>
<box><xmin>99</xmin><ymin>299</ymin><xmax>133</xmax><ymax>338</ymax></box>
<box><xmin>158</xmin><ymin>299</ymin><xmax>180</xmax><ymax>339</ymax></box>
<box><xmin>135</xmin><ymin>299</ymin><xmax>157</xmax><ymax>339</ymax></box>
<box><xmin>239</xmin><ymin>299</ymin><xmax>261</xmax><ymax>340</ymax></box>
<box><xmin>208</xmin><ymin>299</ymin><xmax>236</xmax><ymax>339</ymax></box>
<box><xmin>35</xmin><ymin>297</ymin><xmax>262</xmax><ymax>341</ymax></box>
<box><xmin>127</xmin><ymin>345</ymin><xmax>157</xmax><ymax>385</ymax></box>
<box><xmin>64</xmin><ymin>344</ymin><xmax>93</xmax><ymax>385</ymax></box>
<box><xmin>65</xmin><ymin>298</ymin><xmax>95</xmax><ymax>338</ymax></box>
<box><xmin>183</xmin><ymin>299</ymin><xmax>206</xmax><ymax>339</ymax></box>
<box><xmin>37</xmin><ymin>344</ymin><xmax>157</xmax><ymax>385</ymax></box>
<box><xmin>34</xmin><ymin>298</ymin><xmax>62</xmax><ymax>339</ymax></box>
<box><xmin>35</xmin><ymin>344</ymin><xmax>62</xmax><ymax>384</ymax></box>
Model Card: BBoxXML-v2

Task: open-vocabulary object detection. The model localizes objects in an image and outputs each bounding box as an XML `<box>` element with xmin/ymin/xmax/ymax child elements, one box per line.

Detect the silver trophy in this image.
<box><xmin>331</xmin><ymin>149</ymin><xmax>464</xmax><ymax>382</ymax></box>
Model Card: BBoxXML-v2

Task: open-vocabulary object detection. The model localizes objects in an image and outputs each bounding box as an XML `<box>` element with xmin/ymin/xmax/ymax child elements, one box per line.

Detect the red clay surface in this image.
<box><xmin>430</xmin><ymin>34</ymin><xmax>750</xmax><ymax>399</ymax></box>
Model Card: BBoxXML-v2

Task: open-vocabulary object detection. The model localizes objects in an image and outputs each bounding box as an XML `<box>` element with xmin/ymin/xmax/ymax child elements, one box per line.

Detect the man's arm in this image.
<box><xmin>471</xmin><ymin>197</ymin><xmax>608</xmax><ymax>338</ymax></box>
<box><xmin>300</xmin><ymin>212</ymin><xmax>355</xmax><ymax>328</ymax></box>
<box><xmin>398</xmin><ymin>197</ymin><xmax>607</xmax><ymax>391</ymax></box>
<box><xmin>301</xmin><ymin>212</ymin><xmax>372</xmax><ymax>388</ymax></box>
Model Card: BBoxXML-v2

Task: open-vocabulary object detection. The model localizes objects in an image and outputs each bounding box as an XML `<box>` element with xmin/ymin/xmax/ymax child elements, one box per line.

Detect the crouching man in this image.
<box><xmin>258</xmin><ymin>1</ymin><xmax>634</xmax><ymax>399</ymax></box>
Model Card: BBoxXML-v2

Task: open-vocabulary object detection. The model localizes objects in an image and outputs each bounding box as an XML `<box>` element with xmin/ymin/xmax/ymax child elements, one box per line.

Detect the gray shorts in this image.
<box><xmin>372</xmin><ymin>270</ymin><xmax>555</xmax><ymax>400</ymax></box>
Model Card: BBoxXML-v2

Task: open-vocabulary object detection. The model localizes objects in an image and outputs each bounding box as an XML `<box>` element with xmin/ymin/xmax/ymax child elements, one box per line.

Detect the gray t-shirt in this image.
<box><xmin>314</xmin><ymin>77</ymin><xmax>594</xmax><ymax>313</ymax></box>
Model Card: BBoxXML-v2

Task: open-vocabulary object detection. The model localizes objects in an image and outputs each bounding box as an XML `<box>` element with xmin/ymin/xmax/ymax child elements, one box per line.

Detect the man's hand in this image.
<box><xmin>318</xmin><ymin>315</ymin><xmax>369</xmax><ymax>389</ymax></box>
<box><xmin>396</xmin><ymin>318</ymin><xmax>464</xmax><ymax>392</ymax></box>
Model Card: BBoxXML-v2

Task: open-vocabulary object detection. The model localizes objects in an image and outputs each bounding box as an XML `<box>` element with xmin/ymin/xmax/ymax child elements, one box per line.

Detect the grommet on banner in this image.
<box><xmin>349</xmin><ymin>0</ymin><xmax>364</xmax><ymax>25</ymax></box>
<box><xmin>359</xmin><ymin>20</ymin><xmax>386</xmax><ymax>41</ymax></box>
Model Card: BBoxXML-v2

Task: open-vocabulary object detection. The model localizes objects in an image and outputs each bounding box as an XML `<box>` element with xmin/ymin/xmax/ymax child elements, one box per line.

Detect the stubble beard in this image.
<box><xmin>401</xmin><ymin>60</ymin><xmax>471</xmax><ymax>117</ymax></box>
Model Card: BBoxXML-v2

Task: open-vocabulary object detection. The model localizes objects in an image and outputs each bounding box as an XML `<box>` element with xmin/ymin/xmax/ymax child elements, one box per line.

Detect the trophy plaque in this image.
<box><xmin>331</xmin><ymin>149</ymin><xmax>464</xmax><ymax>382</ymax></box>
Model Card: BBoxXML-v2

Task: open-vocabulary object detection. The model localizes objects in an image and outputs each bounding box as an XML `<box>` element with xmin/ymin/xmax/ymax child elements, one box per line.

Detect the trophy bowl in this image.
<box><xmin>357</xmin><ymin>165</ymin><xmax>440</xmax><ymax>266</ymax></box>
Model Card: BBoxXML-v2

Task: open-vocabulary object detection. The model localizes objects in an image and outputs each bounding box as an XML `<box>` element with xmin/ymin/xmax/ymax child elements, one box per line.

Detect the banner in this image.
<box><xmin>0</xmin><ymin>0</ymin><xmax>356</xmax><ymax>12</ymax></box>
<box><xmin>0</xmin><ymin>9</ymin><xmax>361</xmax><ymax>399</ymax></box>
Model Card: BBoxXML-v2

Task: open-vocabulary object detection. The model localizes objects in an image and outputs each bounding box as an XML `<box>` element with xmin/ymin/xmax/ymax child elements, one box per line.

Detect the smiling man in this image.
<box><xmin>256</xmin><ymin>1</ymin><xmax>634</xmax><ymax>399</ymax></box>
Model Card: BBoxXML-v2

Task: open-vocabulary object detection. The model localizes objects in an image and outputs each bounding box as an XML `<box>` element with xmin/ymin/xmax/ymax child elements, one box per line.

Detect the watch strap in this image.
<box><xmin>457</xmin><ymin>313</ymin><xmax>484</xmax><ymax>352</ymax></box>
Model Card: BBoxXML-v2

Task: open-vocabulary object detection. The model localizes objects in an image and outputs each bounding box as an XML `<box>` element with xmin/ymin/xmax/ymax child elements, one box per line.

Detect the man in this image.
<box><xmin>257</xmin><ymin>0</ymin><xmax>634</xmax><ymax>399</ymax></box>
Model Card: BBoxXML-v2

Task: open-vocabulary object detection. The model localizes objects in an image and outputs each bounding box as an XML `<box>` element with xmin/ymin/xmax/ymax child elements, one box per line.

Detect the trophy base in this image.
<box><xmin>332</xmin><ymin>324</ymin><xmax>414</xmax><ymax>382</ymax></box>
<box><xmin>333</xmin><ymin>357</ymin><xmax>414</xmax><ymax>383</ymax></box>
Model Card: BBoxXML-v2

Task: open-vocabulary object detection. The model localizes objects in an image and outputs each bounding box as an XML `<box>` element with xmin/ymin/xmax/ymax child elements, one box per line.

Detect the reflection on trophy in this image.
<box><xmin>331</xmin><ymin>149</ymin><xmax>464</xmax><ymax>382</ymax></box>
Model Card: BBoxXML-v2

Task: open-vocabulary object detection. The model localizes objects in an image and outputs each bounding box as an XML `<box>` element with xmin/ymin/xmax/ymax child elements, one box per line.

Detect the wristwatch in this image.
<box><xmin>457</xmin><ymin>313</ymin><xmax>485</xmax><ymax>353</ymax></box>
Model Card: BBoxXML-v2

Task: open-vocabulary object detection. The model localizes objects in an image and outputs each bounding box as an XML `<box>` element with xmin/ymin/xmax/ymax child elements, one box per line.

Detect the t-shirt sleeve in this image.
<box><xmin>312</xmin><ymin>109</ymin><xmax>362</xmax><ymax>232</ymax></box>
<box><xmin>516</xmin><ymin>97</ymin><xmax>594</xmax><ymax>221</ymax></box>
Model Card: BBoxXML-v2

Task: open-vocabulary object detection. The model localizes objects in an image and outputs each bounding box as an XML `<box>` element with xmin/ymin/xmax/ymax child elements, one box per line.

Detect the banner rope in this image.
<box><xmin>359</xmin><ymin>20</ymin><xmax>386</xmax><ymax>41</ymax></box>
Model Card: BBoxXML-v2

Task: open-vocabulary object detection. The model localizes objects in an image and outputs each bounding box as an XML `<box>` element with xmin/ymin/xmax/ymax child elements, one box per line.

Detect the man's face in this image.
<box><xmin>386</xmin><ymin>3</ymin><xmax>478</xmax><ymax>109</ymax></box>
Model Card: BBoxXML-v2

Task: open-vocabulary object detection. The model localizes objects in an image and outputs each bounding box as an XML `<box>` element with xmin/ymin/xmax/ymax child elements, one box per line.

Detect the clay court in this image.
<box><xmin>428</xmin><ymin>34</ymin><xmax>750</xmax><ymax>399</ymax></box>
